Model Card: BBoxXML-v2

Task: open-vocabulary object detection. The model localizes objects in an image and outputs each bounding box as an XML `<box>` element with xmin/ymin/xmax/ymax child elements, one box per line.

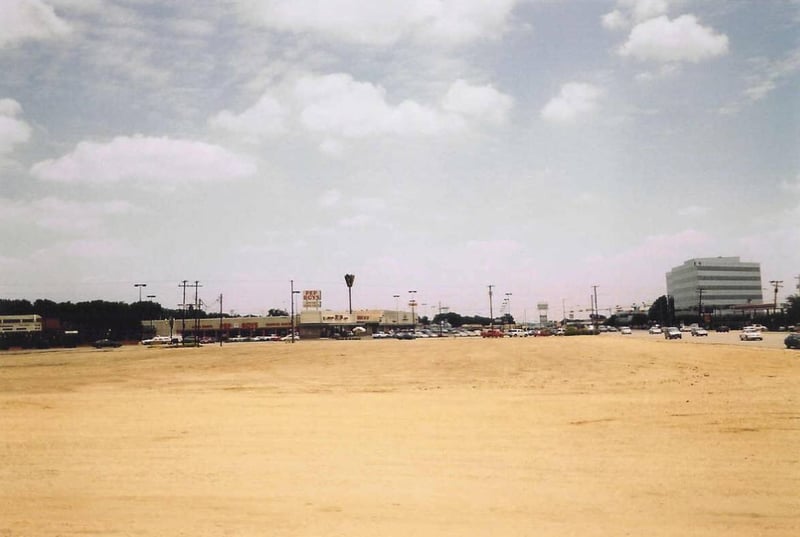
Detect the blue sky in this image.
<box><xmin>1</xmin><ymin>0</ymin><xmax>798</xmax><ymax>318</ymax></box>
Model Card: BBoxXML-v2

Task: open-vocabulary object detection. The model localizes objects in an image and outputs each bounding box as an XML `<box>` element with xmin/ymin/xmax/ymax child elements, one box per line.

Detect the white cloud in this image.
<box><xmin>30</xmin><ymin>135</ymin><xmax>257</xmax><ymax>185</ymax></box>
<box><xmin>441</xmin><ymin>79</ymin><xmax>513</xmax><ymax>125</ymax></box>
<box><xmin>744</xmin><ymin>48</ymin><xmax>800</xmax><ymax>102</ymax></box>
<box><xmin>0</xmin><ymin>0</ymin><xmax>71</xmax><ymax>48</ymax></box>
<box><xmin>602</xmin><ymin>10</ymin><xmax>629</xmax><ymax>31</ymax></box>
<box><xmin>619</xmin><ymin>15</ymin><xmax>729</xmax><ymax>63</ymax></box>
<box><xmin>38</xmin><ymin>237</ymin><xmax>132</xmax><ymax>258</ymax></box>
<box><xmin>540</xmin><ymin>82</ymin><xmax>604</xmax><ymax>123</ymax></box>
<box><xmin>629</xmin><ymin>0</ymin><xmax>671</xmax><ymax>23</ymax></box>
<box><xmin>209</xmin><ymin>74</ymin><xmax>512</xmax><ymax>147</ymax></box>
<box><xmin>677</xmin><ymin>205</ymin><xmax>711</xmax><ymax>217</ymax></box>
<box><xmin>602</xmin><ymin>0</ymin><xmax>671</xmax><ymax>31</ymax></box>
<box><xmin>209</xmin><ymin>94</ymin><xmax>288</xmax><ymax>142</ymax></box>
<box><xmin>0</xmin><ymin>99</ymin><xmax>32</xmax><ymax>155</ymax></box>
<box><xmin>780</xmin><ymin>174</ymin><xmax>800</xmax><ymax>193</ymax></box>
<box><xmin>0</xmin><ymin>196</ymin><xmax>136</xmax><ymax>233</ymax></box>
<box><xmin>319</xmin><ymin>189</ymin><xmax>342</xmax><ymax>208</ymax></box>
<box><xmin>233</xmin><ymin>0</ymin><xmax>518</xmax><ymax>46</ymax></box>
<box><xmin>634</xmin><ymin>63</ymin><xmax>682</xmax><ymax>82</ymax></box>
<box><xmin>319</xmin><ymin>138</ymin><xmax>345</xmax><ymax>158</ymax></box>
<box><xmin>295</xmin><ymin>73</ymin><xmax>462</xmax><ymax>138</ymax></box>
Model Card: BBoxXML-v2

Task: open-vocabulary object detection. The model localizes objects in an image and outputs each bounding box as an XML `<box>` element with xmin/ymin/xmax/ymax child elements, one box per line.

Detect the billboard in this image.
<box><xmin>303</xmin><ymin>290</ymin><xmax>322</xmax><ymax>309</ymax></box>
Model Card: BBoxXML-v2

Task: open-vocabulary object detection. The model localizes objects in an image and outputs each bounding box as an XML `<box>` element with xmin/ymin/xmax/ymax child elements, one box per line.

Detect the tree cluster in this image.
<box><xmin>0</xmin><ymin>298</ymin><xmax>233</xmax><ymax>345</ymax></box>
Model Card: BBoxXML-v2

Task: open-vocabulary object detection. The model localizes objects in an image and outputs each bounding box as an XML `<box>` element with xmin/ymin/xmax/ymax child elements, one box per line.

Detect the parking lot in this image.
<box><xmin>619</xmin><ymin>328</ymin><xmax>793</xmax><ymax>350</ymax></box>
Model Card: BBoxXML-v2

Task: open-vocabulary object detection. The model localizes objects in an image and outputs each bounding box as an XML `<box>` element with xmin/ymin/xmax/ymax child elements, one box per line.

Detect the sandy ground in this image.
<box><xmin>1</xmin><ymin>335</ymin><xmax>798</xmax><ymax>536</ymax></box>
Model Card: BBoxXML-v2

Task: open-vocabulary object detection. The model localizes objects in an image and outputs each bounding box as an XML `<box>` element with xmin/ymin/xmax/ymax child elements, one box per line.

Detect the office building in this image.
<box><xmin>666</xmin><ymin>257</ymin><xmax>763</xmax><ymax>312</ymax></box>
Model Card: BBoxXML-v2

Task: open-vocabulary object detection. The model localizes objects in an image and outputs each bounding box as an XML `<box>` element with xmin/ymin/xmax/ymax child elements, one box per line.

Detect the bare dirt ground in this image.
<box><xmin>1</xmin><ymin>336</ymin><xmax>798</xmax><ymax>536</ymax></box>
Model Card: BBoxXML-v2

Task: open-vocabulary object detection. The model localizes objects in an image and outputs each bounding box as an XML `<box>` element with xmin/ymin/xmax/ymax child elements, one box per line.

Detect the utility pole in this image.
<box><xmin>180</xmin><ymin>280</ymin><xmax>188</xmax><ymax>338</ymax></box>
<box><xmin>193</xmin><ymin>281</ymin><xmax>202</xmax><ymax>346</ymax></box>
<box><xmin>591</xmin><ymin>285</ymin><xmax>599</xmax><ymax>329</ymax></box>
<box><xmin>218</xmin><ymin>293</ymin><xmax>223</xmax><ymax>347</ymax></box>
<box><xmin>769</xmin><ymin>280</ymin><xmax>783</xmax><ymax>314</ymax></box>
<box><xmin>488</xmin><ymin>284</ymin><xmax>494</xmax><ymax>329</ymax></box>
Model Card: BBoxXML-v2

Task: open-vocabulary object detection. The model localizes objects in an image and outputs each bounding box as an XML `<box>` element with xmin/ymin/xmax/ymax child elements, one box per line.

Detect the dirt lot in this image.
<box><xmin>1</xmin><ymin>336</ymin><xmax>798</xmax><ymax>536</ymax></box>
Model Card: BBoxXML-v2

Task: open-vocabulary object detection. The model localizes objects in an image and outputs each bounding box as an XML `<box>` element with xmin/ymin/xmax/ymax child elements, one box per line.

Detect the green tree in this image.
<box><xmin>786</xmin><ymin>295</ymin><xmax>800</xmax><ymax>324</ymax></box>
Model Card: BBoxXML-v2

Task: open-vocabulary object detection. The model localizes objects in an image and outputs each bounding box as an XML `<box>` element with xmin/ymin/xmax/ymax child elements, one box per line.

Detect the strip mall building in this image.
<box><xmin>144</xmin><ymin>308</ymin><xmax>415</xmax><ymax>340</ymax></box>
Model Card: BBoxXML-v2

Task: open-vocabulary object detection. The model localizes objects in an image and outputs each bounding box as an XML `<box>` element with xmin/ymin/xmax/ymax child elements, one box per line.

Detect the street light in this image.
<box><xmin>134</xmin><ymin>283</ymin><xmax>147</xmax><ymax>302</ymax></box>
<box><xmin>488</xmin><ymin>285</ymin><xmax>494</xmax><ymax>329</ymax></box>
<box><xmin>505</xmin><ymin>292</ymin><xmax>512</xmax><ymax>327</ymax></box>
<box><xmin>290</xmin><ymin>280</ymin><xmax>301</xmax><ymax>343</ymax></box>
<box><xmin>408</xmin><ymin>290</ymin><xmax>417</xmax><ymax>329</ymax></box>
<box><xmin>393</xmin><ymin>295</ymin><xmax>400</xmax><ymax>326</ymax></box>
<box><xmin>344</xmin><ymin>274</ymin><xmax>355</xmax><ymax>314</ymax></box>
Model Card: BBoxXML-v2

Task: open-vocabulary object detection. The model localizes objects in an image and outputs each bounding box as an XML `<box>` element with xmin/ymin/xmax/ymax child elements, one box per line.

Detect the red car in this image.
<box><xmin>481</xmin><ymin>329</ymin><xmax>504</xmax><ymax>338</ymax></box>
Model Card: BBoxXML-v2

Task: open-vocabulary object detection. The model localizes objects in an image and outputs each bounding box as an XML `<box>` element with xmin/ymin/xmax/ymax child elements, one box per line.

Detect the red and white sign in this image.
<box><xmin>303</xmin><ymin>290</ymin><xmax>322</xmax><ymax>309</ymax></box>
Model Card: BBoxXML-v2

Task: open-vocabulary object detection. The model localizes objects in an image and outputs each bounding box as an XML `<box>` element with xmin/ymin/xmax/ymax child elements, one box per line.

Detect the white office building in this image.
<box><xmin>666</xmin><ymin>257</ymin><xmax>763</xmax><ymax>312</ymax></box>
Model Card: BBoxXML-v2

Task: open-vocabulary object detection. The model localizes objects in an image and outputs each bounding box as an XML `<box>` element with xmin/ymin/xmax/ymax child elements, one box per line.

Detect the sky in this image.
<box><xmin>1</xmin><ymin>0</ymin><xmax>798</xmax><ymax>319</ymax></box>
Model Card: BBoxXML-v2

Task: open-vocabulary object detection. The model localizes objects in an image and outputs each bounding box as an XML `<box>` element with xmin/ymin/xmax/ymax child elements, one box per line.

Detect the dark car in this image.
<box><xmin>715</xmin><ymin>326</ymin><xmax>730</xmax><ymax>333</ymax></box>
<box><xmin>785</xmin><ymin>333</ymin><xmax>800</xmax><ymax>349</ymax></box>
<box><xmin>94</xmin><ymin>339</ymin><xmax>122</xmax><ymax>348</ymax></box>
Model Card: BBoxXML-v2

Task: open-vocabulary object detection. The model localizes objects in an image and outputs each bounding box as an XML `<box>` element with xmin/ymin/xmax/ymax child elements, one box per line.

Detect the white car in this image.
<box><xmin>620</xmin><ymin>327</ymin><xmax>632</xmax><ymax>335</ymax></box>
<box><xmin>691</xmin><ymin>327</ymin><xmax>709</xmax><ymax>337</ymax></box>
<box><xmin>648</xmin><ymin>326</ymin><xmax>663</xmax><ymax>335</ymax></box>
<box><xmin>739</xmin><ymin>329</ymin><xmax>763</xmax><ymax>341</ymax></box>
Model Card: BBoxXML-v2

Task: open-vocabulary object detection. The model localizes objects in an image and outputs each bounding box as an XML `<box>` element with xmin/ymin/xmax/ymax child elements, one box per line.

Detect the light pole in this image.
<box><xmin>393</xmin><ymin>295</ymin><xmax>400</xmax><ymax>328</ymax></box>
<box><xmin>408</xmin><ymin>290</ymin><xmax>417</xmax><ymax>330</ymax></box>
<box><xmin>505</xmin><ymin>292</ymin><xmax>512</xmax><ymax>327</ymax></box>
<box><xmin>290</xmin><ymin>280</ymin><xmax>300</xmax><ymax>343</ymax></box>
<box><xmin>344</xmin><ymin>274</ymin><xmax>355</xmax><ymax>315</ymax></box>
<box><xmin>145</xmin><ymin>295</ymin><xmax>156</xmax><ymax>336</ymax></box>
<box><xmin>488</xmin><ymin>284</ymin><xmax>494</xmax><ymax>329</ymax></box>
<box><xmin>134</xmin><ymin>283</ymin><xmax>146</xmax><ymax>302</ymax></box>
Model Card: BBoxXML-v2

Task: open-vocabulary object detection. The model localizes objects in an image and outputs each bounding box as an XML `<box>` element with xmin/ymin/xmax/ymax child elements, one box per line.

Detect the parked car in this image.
<box><xmin>783</xmin><ymin>333</ymin><xmax>800</xmax><ymax>349</ymax></box>
<box><xmin>691</xmin><ymin>327</ymin><xmax>709</xmax><ymax>337</ymax></box>
<box><xmin>664</xmin><ymin>327</ymin><xmax>682</xmax><ymax>340</ymax></box>
<box><xmin>481</xmin><ymin>329</ymin><xmax>504</xmax><ymax>338</ymax></box>
<box><xmin>620</xmin><ymin>326</ymin><xmax>632</xmax><ymax>335</ymax></box>
<box><xmin>141</xmin><ymin>335</ymin><xmax>174</xmax><ymax>345</ymax></box>
<box><xmin>715</xmin><ymin>325</ymin><xmax>730</xmax><ymax>333</ymax></box>
<box><xmin>94</xmin><ymin>338</ymin><xmax>122</xmax><ymax>348</ymax></box>
<box><xmin>679</xmin><ymin>325</ymin><xmax>694</xmax><ymax>333</ymax></box>
<box><xmin>505</xmin><ymin>329</ymin><xmax>527</xmax><ymax>337</ymax></box>
<box><xmin>739</xmin><ymin>329</ymin><xmax>763</xmax><ymax>341</ymax></box>
<box><xmin>648</xmin><ymin>326</ymin><xmax>663</xmax><ymax>335</ymax></box>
